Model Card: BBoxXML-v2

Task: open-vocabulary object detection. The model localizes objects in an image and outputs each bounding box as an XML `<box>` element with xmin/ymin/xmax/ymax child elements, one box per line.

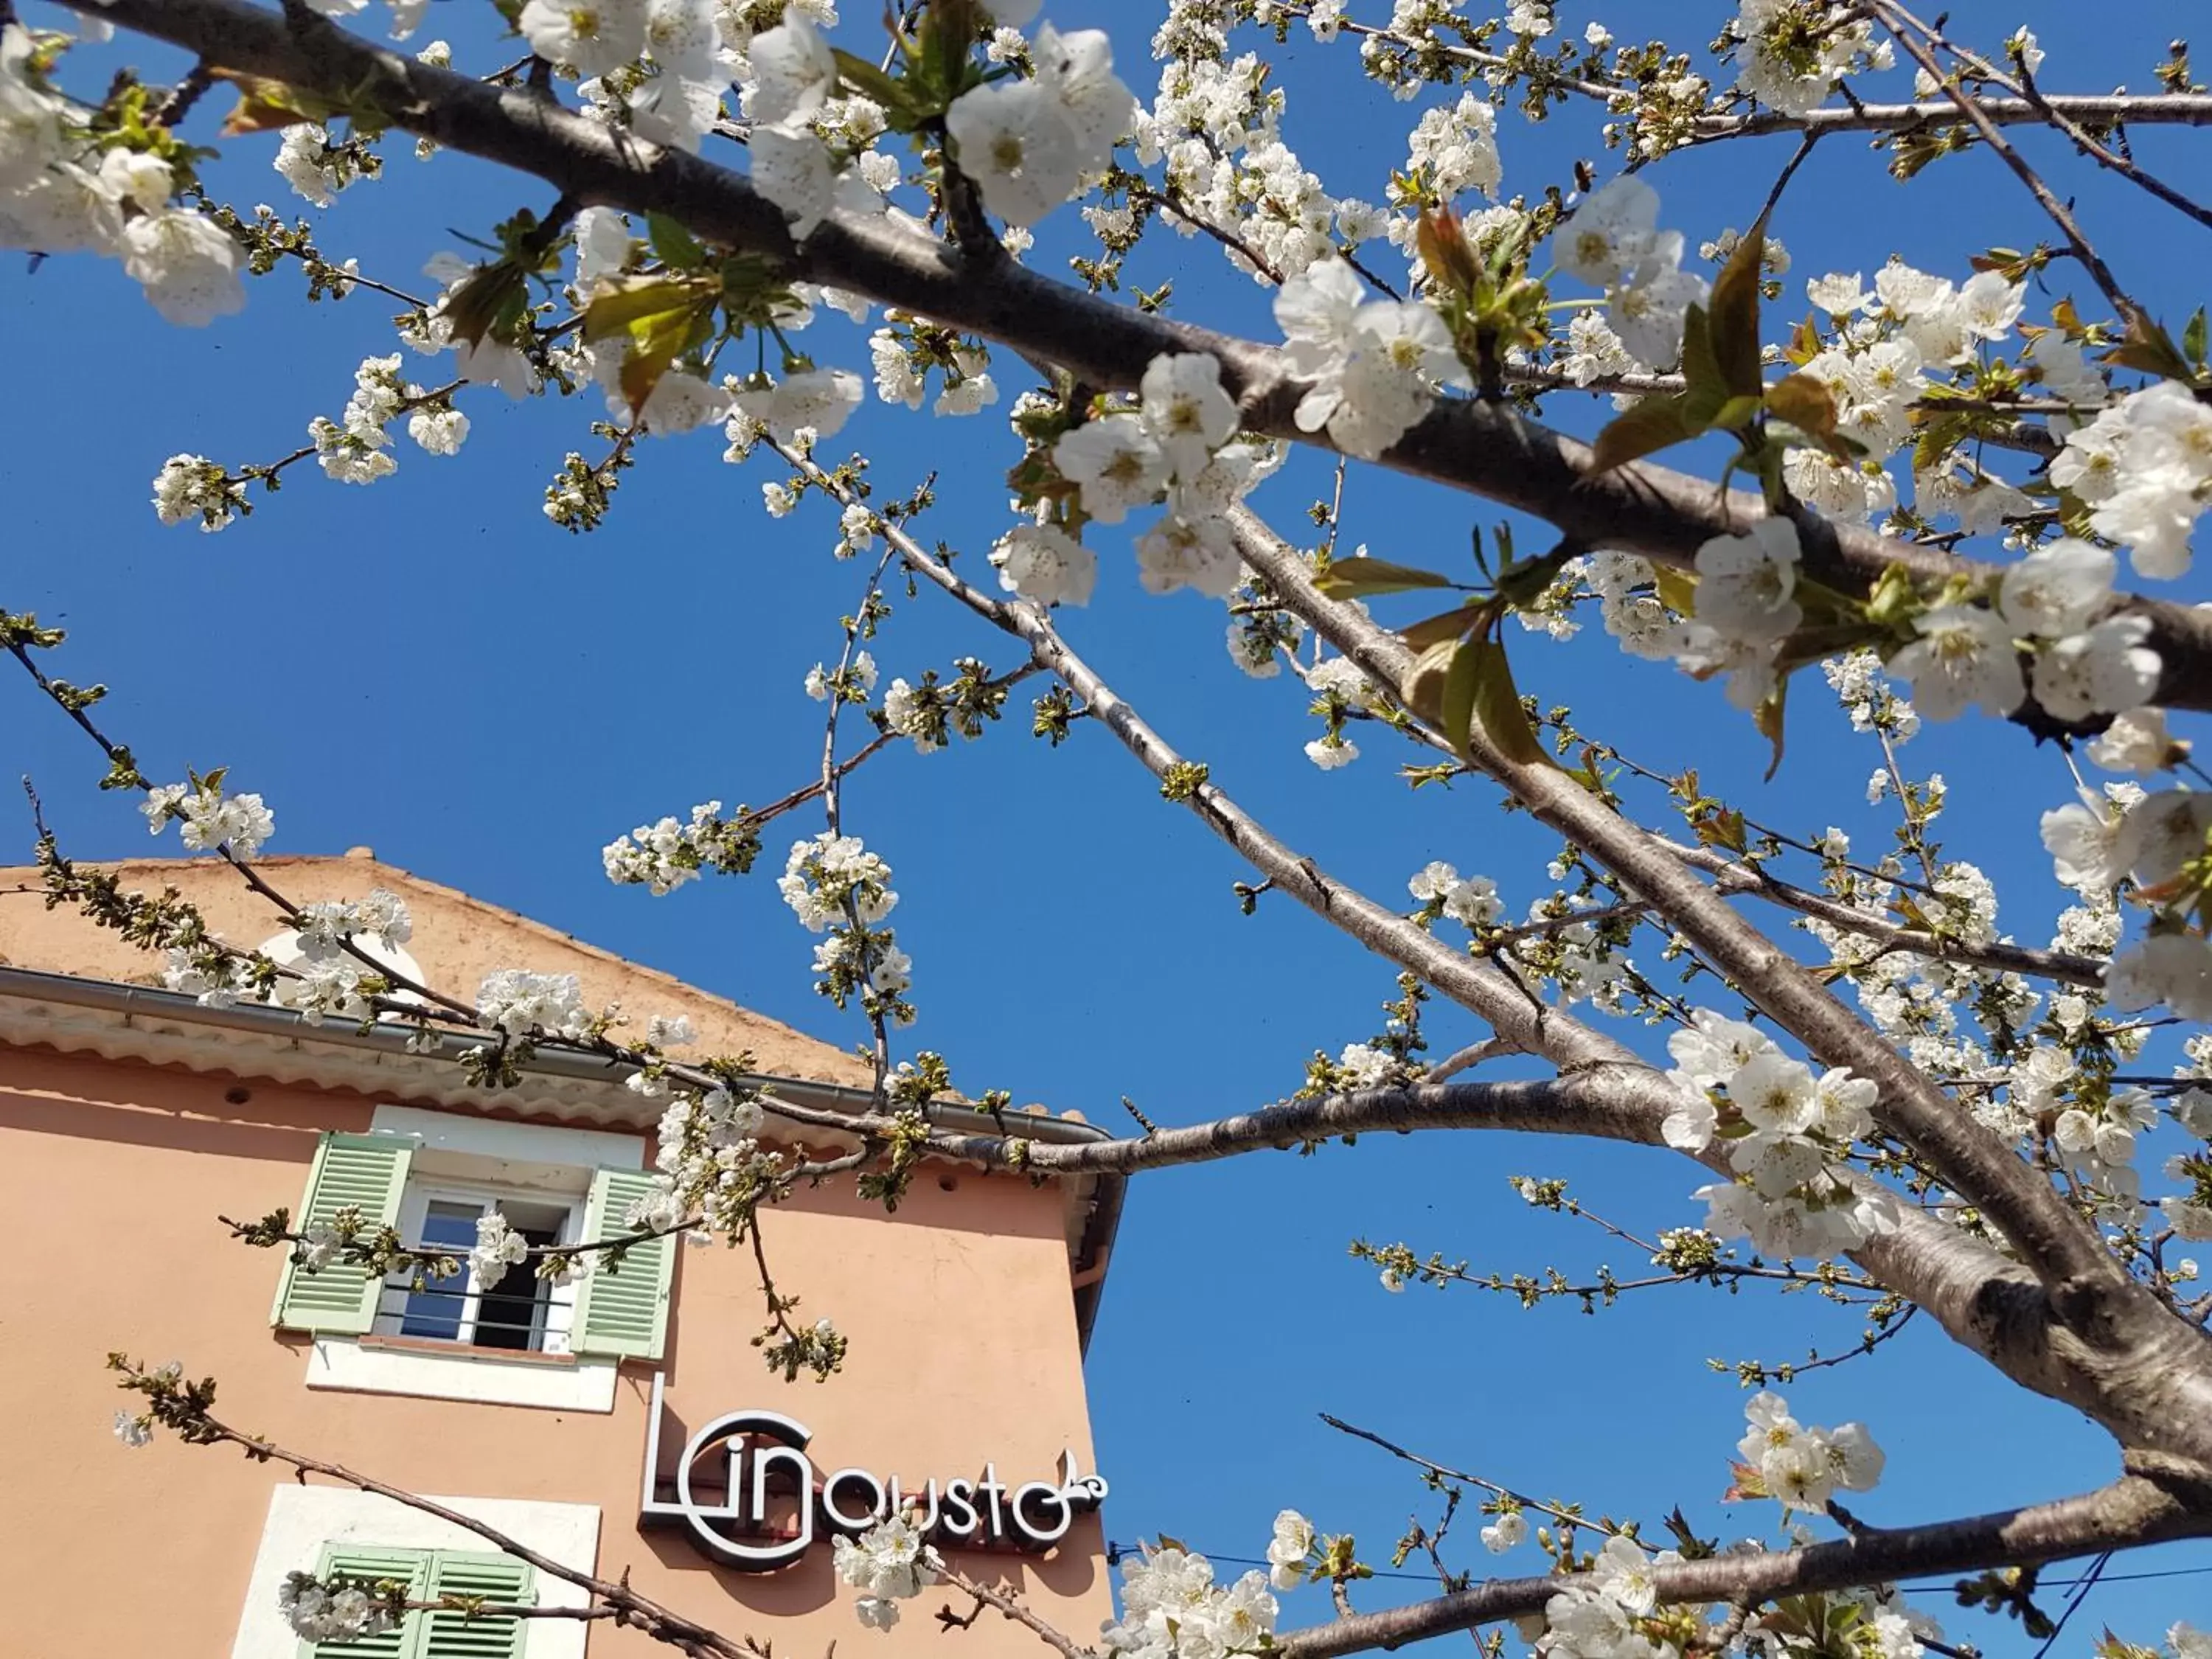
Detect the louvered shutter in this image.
<box><xmin>302</xmin><ymin>1546</ymin><xmax>428</xmax><ymax>1659</ymax></box>
<box><xmin>569</xmin><ymin>1167</ymin><xmax>675</xmax><ymax>1360</ymax></box>
<box><xmin>273</xmin><ymin>1133</ymin><xmax>414</xmax><ymax>1334</ymax></box>
<box><xmin>418</xmin><ymin>1552</ymin><xmax>534</xmax><ymax>1659</ymax></box>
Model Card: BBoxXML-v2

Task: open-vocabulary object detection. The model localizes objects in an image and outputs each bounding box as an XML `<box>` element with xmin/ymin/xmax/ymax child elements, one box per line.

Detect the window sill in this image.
<box><xmin>306</xmin><ymin>1335</ymin><xmax>618</xmax><ymax>1413</ymax></box>
<box><xmin>358</xmin><ymin>1334</ymin><xmax>580</xmax><ymax>1368</ymax></box>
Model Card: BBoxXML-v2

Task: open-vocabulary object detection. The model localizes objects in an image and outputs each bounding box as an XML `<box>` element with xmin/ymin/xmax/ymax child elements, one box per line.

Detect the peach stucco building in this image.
<box><xmin>0</xmin><ymin>850</ymin><xmax>1123</xmax><ymax>1659</ymax></box>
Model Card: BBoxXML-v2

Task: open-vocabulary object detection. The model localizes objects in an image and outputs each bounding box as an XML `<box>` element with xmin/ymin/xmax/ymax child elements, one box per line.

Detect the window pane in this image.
<box><xmin>473</xmin><ymin>1222</ymin><xmax>560</xmax><ymax>1352</ymax></box>
<box><xmin>398</xmin><ymin>1200</ymin><xmax>481</xmax><ymax>1340</ymax></box>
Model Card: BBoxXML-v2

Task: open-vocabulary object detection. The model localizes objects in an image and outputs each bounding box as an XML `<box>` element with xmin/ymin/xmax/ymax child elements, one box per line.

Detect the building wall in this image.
<box><xmin>0</xmin><ymin>1043</ymin><xmax>1113</xmax><ymax>1659</ymax></box>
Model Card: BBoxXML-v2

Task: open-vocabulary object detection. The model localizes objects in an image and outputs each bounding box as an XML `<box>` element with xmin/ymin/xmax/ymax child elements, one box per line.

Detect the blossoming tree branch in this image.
<box><xmin>8</xmin><ymin>0</ymin><xmax>2212</xmax><ymax>1656</ymax></box>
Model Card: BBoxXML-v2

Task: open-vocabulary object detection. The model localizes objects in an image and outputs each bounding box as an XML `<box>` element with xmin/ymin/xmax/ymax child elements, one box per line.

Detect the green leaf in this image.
<box><xmin>830</xmin><ymin>47</ymin><xmax>916</xmax><ymax>116</ymax></box>
<box><xmin>1439</xmin><ymin>637</ymin><xmax>1483</xmax><ymax>757</ymax></box>
<box><xmin>583</xmin><ymin>276</ymin><xmax>718</xmax><ymax>413</ymax></box>
<box><xmin>1589</xmin><ymin>394</ymin><xmax>1697</xmax><ymax>474</ymax></box>
<box><xmin>582</xmin><ymin>274</ymin><xmax>715</xmax><ymax>340</ymax></box>
<box><xmin>646</xmin><ymin>212</ymin><xmax>706</xmax><ymax>272</ymax></box>
<box><xmin>214</xmin><ymin>71</ymin><xmax>388</xmax><ymax>137</ymax></box>
<box><xmin>1467</xmin><ymin>639</ymin><xmax>1549</xmax><ymax>768</ymax></box>
<box><xmin>2184</xmin><ymin>305</ymin><xmax>2208</xmax><ymax>372</ymax></box>
<box><xmin>617</xmin><ymin>302</ymin><xmax>713</xmax><ymax>412</ymax></box>
<box><xmin>1654</xmin><ymin>564</ymin><xmax>1698</xmax><ymax>619</ymax></box>
<box><xmin>1399</xmin><ymin>639</ymin><xmax>1460</xmax><ymax>730</ymax></box>
<box><xmin>1709</xmin><ymin>215</ymin><xmax>1768</xmax><ymax>400</ymax></box>
<box><xmin>1314</xmin><ymin>557</ymin><xmax>1459</xmax><ymax>598</ymax></box>
<box><xmin>1397</xmin><ymin>605</ymin><xmax>1485</xmax><ymax>653</ymax></box>
<box><xmin>1677</xmin><ymin>303</ymin><xmax>1729</xmax><ymax>425</ymax></box>
<box><xmin>1711</xmin><ymin>394</ymin><xmax>1765</xmax><ymax>433</ymax></box>
<box><xmin>1753</xmin><ymin>674</ymin><xmax>1789</xmax><ymax>782</ymax></box>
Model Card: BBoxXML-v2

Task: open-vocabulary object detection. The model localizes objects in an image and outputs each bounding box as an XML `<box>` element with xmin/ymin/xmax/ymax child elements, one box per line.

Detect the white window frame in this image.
<box><xmin>380</xmin><ymin>1179</ymin><xmax>583</xmax><ymax>1355</ymax></box>
<box><xmin>301</xmin><ymin>1107</ymin><xmax>641</xmax><ymax>1413</ymax></box>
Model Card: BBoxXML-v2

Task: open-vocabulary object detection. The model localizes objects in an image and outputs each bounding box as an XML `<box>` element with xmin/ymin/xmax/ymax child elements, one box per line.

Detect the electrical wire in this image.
<box><xmin>1105</xmin><ymin>1543</ymin><xmax>2212</xmax><ymax>1593</ymax></box>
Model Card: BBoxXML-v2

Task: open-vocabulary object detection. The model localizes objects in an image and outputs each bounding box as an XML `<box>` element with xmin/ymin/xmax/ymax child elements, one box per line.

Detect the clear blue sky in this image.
<box><xmin>7</xmin><ymin>0</ymin><xmax>2209</xmax><ymax>1649</ymax></box>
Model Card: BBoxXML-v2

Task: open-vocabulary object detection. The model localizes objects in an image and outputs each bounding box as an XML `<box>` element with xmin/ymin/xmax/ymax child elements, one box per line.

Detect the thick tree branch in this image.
<box><xmin>1276</xmin><ymin>1475</ymin><xmax>2212</xmax><ymax>1659</ymax></box>
<box><xmin>926</xmin><ymin>1070</ymin><xmax>1671</xmax><ymax>1177</ymax></box>
<box><xmin>1692</xmin><ymin>93</ymin><xmax>2212</xmax><ymax>141</ymax></box>
<box><xmin>1226</xmin><ymin>509</ymin><xmax>2212</xmax><ymax>1470</ymax></box>
<box><xmin>88</xmin><ymin>0</ymin><xmax>2212</xmax><ymax>719</ymax></box>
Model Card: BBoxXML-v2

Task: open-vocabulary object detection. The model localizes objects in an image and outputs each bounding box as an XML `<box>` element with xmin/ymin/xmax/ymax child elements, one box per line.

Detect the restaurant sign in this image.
<box><xmin>639</xmin><ymin>1374</ymin><xmax>1110</xmax><ymax>1571</ymax></box>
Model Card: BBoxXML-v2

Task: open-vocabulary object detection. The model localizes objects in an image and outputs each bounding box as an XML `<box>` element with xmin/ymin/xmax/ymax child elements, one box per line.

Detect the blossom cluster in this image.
<box><xmin>603</xmin><ymin>799</ymin><xmax>764</xmax><ymax>895</ymax></box>
<box><xmin>2056</xmin><ymin>380</ymin><xmax>2212</xmax><ymax>580</ymax></box>
<box><xmin>1724</xmin><ymin>0</ymin><xmax>1894</xmax><ymax>118</ymax></box>
<box><xmin>1102</xmin><ymin>1543</ymin><xmax>1279</xmax><ymax>1659</ymax></box>
<box><xmin>1733</xmin><ymin>1390</ymin><xmax>1885</xmax><ymax>1512</ymax></box>
<box><xmin>1276</xmin><ymin>258</ymin><xmax>1470</xmax><ymax>461</ymax></box>
<box><xmin>142</xmin><ymin>779</ymin><xmax>276</xmax><ymax>859</ymax></box>
<box><xmin>1408</xmin><ymin>860</ymin><xmax>1503</xmax><ymax>931</ymax></box>
<box><xmin>831</xmin><ymin>1514</ymin><xmax>936</xmax><ymax>1630</ymax></box>
<box><xmin>0</xmin><ymin>27</ymin><xmax>245</xmax><ymax>324</ymax></box>
<box><xmin>1000</xmin><ymin>350</ymin><xmax>1273</xmax><ymax>606</ymax></box>
<box><xmin>1133</xmin><ymin>31</ymin><xmax>1382</xmax><ymax>286</ymax></box>
<box><xmin>780</xmin><ymin>832</ymin><xmax>914</xmax><ymax>1019</ymax></box>
<box><xmin>1661</xmin><ymin>1010</ymin><xmax>1900</xmax><ymax>1260</ymax></box>
<box><xmin>641</xmin><ymin>1085</ymin><xmax>775</xmax><ymax>1238</ymax></box>
<box><xmin>310</xmin><ymin>353</ymin><xmax>469</xmax><ymax>484</ymax></box>
<box><xmin>277</xmin><ymin>1571</ymin><xmax>398</xmax><ymax>1645</ymax></box>
<box><xmin>476</xmin><ymin>968</ymin><xmax>592</xmax><ymax>1040</ymax></box>
<box><xmin>946</xmin><ymin>22</ymin><xmax>1134</xmax><ymax>229</ymax></box>
<box><xmin>1552</xmin><ymin>176</ymin><xmax>1708</xmax><ymax>371</ymax></box>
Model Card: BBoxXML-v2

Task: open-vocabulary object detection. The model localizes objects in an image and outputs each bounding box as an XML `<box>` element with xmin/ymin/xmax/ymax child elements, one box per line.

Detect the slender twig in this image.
<box><xmin>1871</xmin><ymin>2</ymin><xmax>2143</xmax><ymax>325</ymax></box>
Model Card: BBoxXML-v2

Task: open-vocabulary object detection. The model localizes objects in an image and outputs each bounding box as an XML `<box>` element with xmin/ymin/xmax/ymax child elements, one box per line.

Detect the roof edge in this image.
<box><xmin>0</xmin><ymin>964</ymin><xmax>1122</xmax><ymax>1348</ymax></box>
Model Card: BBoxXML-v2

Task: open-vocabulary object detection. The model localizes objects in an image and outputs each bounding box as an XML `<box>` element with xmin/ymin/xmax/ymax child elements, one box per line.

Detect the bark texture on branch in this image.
<box><xmin>1226</xmin><ymin>508</ymin><xmax>2212</xmax><ymax>1473</ymax></box>
<box><xmin>91</xmin><ymin>0</ymin><xmax>2212</xmax><ymax>719</ymax></box>
<box><xmin>1279</xmin><ymin>1474</ymin><xmax>2212</xmax><ymax>1659</ymax></box>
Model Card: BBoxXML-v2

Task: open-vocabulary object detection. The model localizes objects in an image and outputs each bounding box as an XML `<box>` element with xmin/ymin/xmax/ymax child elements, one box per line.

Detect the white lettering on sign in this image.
<box><xmin>638</xmin><ymin>1374</ymin><xmax>1109</xmax><ymax>1571</ymax></box>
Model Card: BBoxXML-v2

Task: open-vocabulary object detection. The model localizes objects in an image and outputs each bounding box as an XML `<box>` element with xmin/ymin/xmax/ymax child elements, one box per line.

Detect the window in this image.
<box><xmin>383</xmin><ymin>1183</ymin><xmax>582</xmax><ymax>1355</ymax></box>
<box><xmin>274</xmin><ymin>1127</ymin><xmax>675</xmax><ymax>1409</ymax></box>
<box><xmin>300</xmin><ymin>1545</ymin><xmax>534</xmax><ymax>1659</ymax></box>
<box><xmin>232</xmin><ymin>1481</ymin><xmax>598</xmax><ymax>1659</ymax></box>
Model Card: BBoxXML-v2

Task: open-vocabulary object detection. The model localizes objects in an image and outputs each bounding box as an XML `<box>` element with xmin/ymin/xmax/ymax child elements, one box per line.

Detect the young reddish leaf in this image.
<box><xmin>1721</xmin><ymin>1459</ymin><xmax>1770</xmax><ymax>1503</ymax></box>
<box><xmin>1588</xmin><ymin>394</ymin><xmax>1697</xmax><ymax>474</ymax></box>
<box><xmin>2101</xmin><ymin>310</ymin><xmax>2195</xmax><ymax>383</ymax></box>
<box><xmin>1416</xmin><ymin>205</ymin><xmax>1481</xmax><ymax>296</ymax></box>
<box><xmin>1709</xmin><ymin>215</ymin><xmax>1768</xmax><ymax>400</ymax></box>
<box><xmin>439</xmin><ymin>262</ymin><xmax>529</xmax><ymax>350</ymax></box>
<box><xmin>1764</xmin><ymin>373</ymin><xmax>1837</xmax><ymax>438</ymax></box>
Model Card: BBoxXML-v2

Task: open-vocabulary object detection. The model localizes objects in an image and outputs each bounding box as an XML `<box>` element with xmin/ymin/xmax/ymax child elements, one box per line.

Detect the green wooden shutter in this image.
<box><xmin>273</xmin><ymin>1133</ymin><xmax>414</xmax><ymax>1334</ymax></box>
<box><xmin>303</xmin><ymin>1546</ymin><xmax>428</xmax><ymax>1659</ymax></box>
<box><xmin>569</xmin><ymin>1167</ymin><xmax>675</xmax><ymax>1360</ymax></box>
<box><xmin>419</xmin><ymin>1551</ymin><xmax>534</xmax><ymax>1659</ymax></box>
